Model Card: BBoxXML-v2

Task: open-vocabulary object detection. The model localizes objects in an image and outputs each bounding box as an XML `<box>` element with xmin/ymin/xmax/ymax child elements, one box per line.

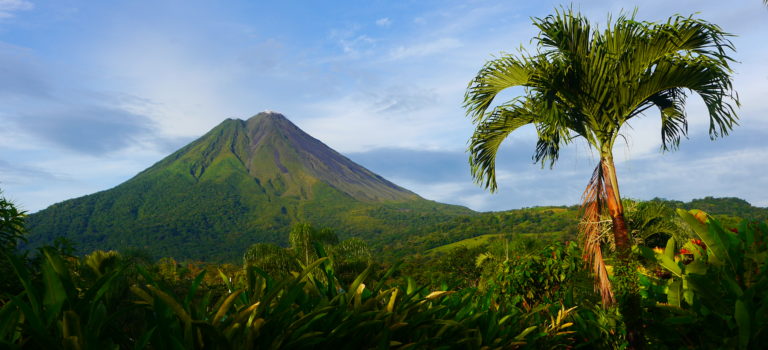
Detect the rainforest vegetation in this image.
<box><xmin>3</xmin><ymin>7</ymin><xmax>768</xmax><ymax>350</ymax></box>
<box><xmin>3</xmin><ymin>191</ymin><xmax>768</xmax><ymax>349</ymax></box>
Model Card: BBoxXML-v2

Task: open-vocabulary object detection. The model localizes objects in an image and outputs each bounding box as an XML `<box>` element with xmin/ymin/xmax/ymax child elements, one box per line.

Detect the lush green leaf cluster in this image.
<box><xmin>638</xmin><ymin>210</ymin><xmax>768</xmax><ymax>349</ymax></box>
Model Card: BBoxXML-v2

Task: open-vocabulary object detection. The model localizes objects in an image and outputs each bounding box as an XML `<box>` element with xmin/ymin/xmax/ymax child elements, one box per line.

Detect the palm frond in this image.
<box><xmin>647</xmin><ymin>88</ymin><xmax>689</xmax><ymax>150</ymax></box>
<box><xmin>464</xmin><ymin>54</ymin><xmax>531</xmax><ymax>123</ymax></box>
<box><xmin>468</xmin><ymin>104</ymin><xmax>535</xmax><ymax>191</ymax></box>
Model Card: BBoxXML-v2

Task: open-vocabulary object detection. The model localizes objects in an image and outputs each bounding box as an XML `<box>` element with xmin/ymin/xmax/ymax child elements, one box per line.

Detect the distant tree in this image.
<box><xmin>329</xmin><ymin>238</ymin><xmax>372</xmax><ymax>285</ymax></box>
<box><xmin>438</xmin><ymin>246</ymin><xmax>485</xmax><ymax>288</ymax></box>
<box><xmin>243</xmin><ymin>242</ymin><xmax>298</xmax><ymax>276</ymax></box>
<box><xmin>245</xmin><ymin>223</ymin><xmax>372</xmax><ymax>283</ymax></box>
<box><xmin>289</xmin><ymin>223</ymin><xmax>338</xmax><ymax>266</ymax></box>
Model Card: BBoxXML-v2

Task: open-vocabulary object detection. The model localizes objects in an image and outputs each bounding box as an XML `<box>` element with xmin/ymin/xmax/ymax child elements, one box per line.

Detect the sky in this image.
<box><xmin>0</xmin><ymin>0</ymin><xmax>767</xmax><ymax>213</ymax></box>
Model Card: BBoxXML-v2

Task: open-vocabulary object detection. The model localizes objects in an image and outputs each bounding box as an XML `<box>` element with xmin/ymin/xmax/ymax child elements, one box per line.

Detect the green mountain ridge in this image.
<box><xmin>25</xmin><ymin>112</ymin><xmax>472</xmax><ymax>261</ymax></box>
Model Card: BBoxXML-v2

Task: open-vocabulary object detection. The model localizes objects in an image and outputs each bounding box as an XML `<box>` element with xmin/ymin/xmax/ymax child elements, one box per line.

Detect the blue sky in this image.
<box><xmin>0</xmin><ymin>0</ymin><xmax>767</xmax><ymax>213</ymax></box>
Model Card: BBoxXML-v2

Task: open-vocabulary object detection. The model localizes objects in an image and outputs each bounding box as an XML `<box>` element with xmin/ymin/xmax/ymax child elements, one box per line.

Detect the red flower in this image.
<box><xmin>679</xmin><ymin>248</ymin><xmax>692</xmax><ymax>255</ymax></box>
<box><xmin>691</xmin><ymin>239</ymin><xmax>706</xmax><ymax>249</ymax></box>
<box><xmin>729</xmin><ymin>228</ymin><xmax>739</xmax><ymax>233</ymax></box>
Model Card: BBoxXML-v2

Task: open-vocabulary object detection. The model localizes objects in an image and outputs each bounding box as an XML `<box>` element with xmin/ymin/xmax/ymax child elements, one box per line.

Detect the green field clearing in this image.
<box><xmin>426</xmin><ymin>231</ymin><xmax>564</xmax><ymax>255</ymax></box>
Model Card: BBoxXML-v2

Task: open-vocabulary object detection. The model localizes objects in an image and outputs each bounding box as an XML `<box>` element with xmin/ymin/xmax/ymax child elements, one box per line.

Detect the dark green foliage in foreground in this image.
<box><xmin>637</xmin><ymin>210</ymin><xmax>768</xmax><ymax>349</ymax></box>
<box><xmin>2</xmin><ymin>207</ymin><xmax>767</xmax><ymax>348</ymax></box>
<box><xmin>1</xmin><ymin>244</ymin><xmax>591</xmax><ymax>349</ymax></box>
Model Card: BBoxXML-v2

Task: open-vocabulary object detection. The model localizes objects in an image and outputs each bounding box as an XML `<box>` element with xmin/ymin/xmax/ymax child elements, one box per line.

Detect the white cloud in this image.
<box><xmin>375</xmin><ymin>17</ymin><xmax>391</xmax><ymax>27</ymax></box>
<box><xmin>389</xmin><ymin>37</ymin><xmax>461</xmax><ymax>60</ymax></box>
<box><xmin>91</xmin><ymin>30</ymin><xmax>250</xmax><ymax>139</ymax></box>
<box><xmin>0</xmin><ymin>0</ymin><xmax>32</xmax><ymax>18</ymax></box>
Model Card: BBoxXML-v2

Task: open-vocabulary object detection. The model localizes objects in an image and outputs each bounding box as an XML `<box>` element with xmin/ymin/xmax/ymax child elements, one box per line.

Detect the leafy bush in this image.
<box><xmin>479</xmin><ymin>241</ymin><xmax>590</xmax><ymax>306</ymax></box>
<box><xmin>639</xmin><ymin>210</ymin><xmax>768</xmax><ymax>349</ymax></box>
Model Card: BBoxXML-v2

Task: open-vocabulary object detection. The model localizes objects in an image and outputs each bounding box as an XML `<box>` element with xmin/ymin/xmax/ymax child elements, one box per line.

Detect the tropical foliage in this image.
<box><xmin>2</xmin><ymin>190</ymin><xmax>767</xmax><ymax>349</ymax></box>
<box><xmin>2</xmin><ymin>224</ymin><xmax>593</xmax><ymax>349</ymax></box>
<box><xmin>639</xmin><ymin>209</ymin><xmax>768</xmax><ymax>349</ymax></box>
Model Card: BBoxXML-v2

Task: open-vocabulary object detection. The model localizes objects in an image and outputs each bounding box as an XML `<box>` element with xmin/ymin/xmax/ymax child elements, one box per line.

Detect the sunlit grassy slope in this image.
<box><xmin>426</xmin><ymin>232</ymin><xmax>564</xmax><ymax>255</ymax></box>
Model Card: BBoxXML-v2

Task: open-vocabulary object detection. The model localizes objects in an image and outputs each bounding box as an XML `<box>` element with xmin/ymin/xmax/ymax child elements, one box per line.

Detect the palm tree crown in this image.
<box><xmin>465</xmin><ymin>8</ymin><xmax>738</xmax><ymax>191</ymax></box>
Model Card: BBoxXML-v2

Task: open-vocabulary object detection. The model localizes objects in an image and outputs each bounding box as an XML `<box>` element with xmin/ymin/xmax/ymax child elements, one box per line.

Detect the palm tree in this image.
<box><xmin>464</xmin><ymin>8</ymin><xmax>738</xmax><ymax>306</ymax></box>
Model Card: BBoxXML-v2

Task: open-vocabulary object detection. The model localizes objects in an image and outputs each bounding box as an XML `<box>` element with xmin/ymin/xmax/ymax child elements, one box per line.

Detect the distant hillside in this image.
<box><xmin>400</xmin><ymin>197</ymin><xmax>768</xmax><ymax>259</ymax></box>
<box><xmin>654</xmin><ymin>197</ymin><xmax>768</xmax><ymax>221</ymax></box>
<box><xmin>384</xmin><ymin>206</ymin><xmax>579</xmax><ymax>258</ymax></box>
<box><xmin>25</xmin><ymin>112</ymin><xmax>472</xmax><ymax>261</ymax></box>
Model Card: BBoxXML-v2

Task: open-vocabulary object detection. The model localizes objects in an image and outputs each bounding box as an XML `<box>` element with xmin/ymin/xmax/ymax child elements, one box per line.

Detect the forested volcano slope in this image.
<box><xmin>25</xmin><ymin>112</ymin><xmax>471</xmax><ymax>261</ymax></box>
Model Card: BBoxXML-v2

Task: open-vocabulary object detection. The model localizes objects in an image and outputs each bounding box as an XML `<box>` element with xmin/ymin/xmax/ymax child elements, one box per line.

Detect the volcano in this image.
<box><xmin>26</xmin><ymin>112</ymin><xmax>471</xmax><ymax>261</ymax></box>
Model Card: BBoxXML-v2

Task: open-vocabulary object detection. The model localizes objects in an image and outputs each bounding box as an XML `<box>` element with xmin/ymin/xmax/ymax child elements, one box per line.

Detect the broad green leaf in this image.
<box><xmin>40</xmin><ymin>254</ymin><xmax>67</xmax><ymax>321</ymax></box>
<box><xmin>213</xmin><ymin>290</ymin><xmax>243</xmax><ymax>326</ymax></box>
<box><xmin>146</xmin><ymin>285</ymin><xmax>192</xmax><ymax>324</ymax></box>
<box><xmin>1</xmin><ymin>250</ymin><xmax>41</xmax><ymax>314</ymax></box>
<box><xmin>514</xmin><ymin>325</ymin><xmax>538</xmax><ymax>341</ymax></box>
<box><xmin>184</xmin><ymin>270</ymin><xmax>207</xmax><ymax>309</ymax></box>
<box><xmin>664</xmin><ymin>237</ymin><xmax>676</xmax><ymax>259</ymax></box>
<box><xmin>677</xmin><ymin>209</ymin><xmax>732</xmax><ymax>268</ymax></box>
<box><xmin>667</xmin><ymin>279</ymin><xmax>682</xmax><ymax>307</ymax></box>
<box><xmin>685</xmin><ymin>259</ymin><xmax>708</xmax><ymax>275</ymax></box>
<box><xmin>658</xmin><ymin>254</ymin><xmax>682</xmax><ymax>277</ymax></box>
<box><xmin>735</xmin><ymin>300</ymin><xmax>750</xmax><ymax>350</ymax></box>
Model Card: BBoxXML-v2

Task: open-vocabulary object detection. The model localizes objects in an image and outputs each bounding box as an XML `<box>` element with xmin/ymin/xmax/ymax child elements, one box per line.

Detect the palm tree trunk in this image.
<box><xmin>599</xmin><ymin>152</ymin><xmax>631</xmax><ymax>256</ymax></box>
<box><xmin>600</xmin><ymin>149</ymin><xmax>643</xmax><ymax>349</ymax></box>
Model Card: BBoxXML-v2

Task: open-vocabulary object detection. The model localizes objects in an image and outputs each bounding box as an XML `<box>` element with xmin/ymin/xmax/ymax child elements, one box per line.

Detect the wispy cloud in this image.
<box><xmin>375</xmin><ymin>17</ymin><xmax>391</xmax><ymax>27</ymax></box>
<box><xmin>389</xmin><ymin>37</ymin><xmax>461</xmax><ymax>60</ymax></box>
<box><xmin>0</xmin><ymin>0</ymin><xmax>32</xmax><ymax>19</ymax></box>
<box><xmin>10</xmin><ymin>107</ymin><xmax>154</xmax><ymax>155</ymax></box>
<box><xmin>0</xmin><ymin>43</ymin><xmax>51</xmax><ymax>98</ymax></box>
